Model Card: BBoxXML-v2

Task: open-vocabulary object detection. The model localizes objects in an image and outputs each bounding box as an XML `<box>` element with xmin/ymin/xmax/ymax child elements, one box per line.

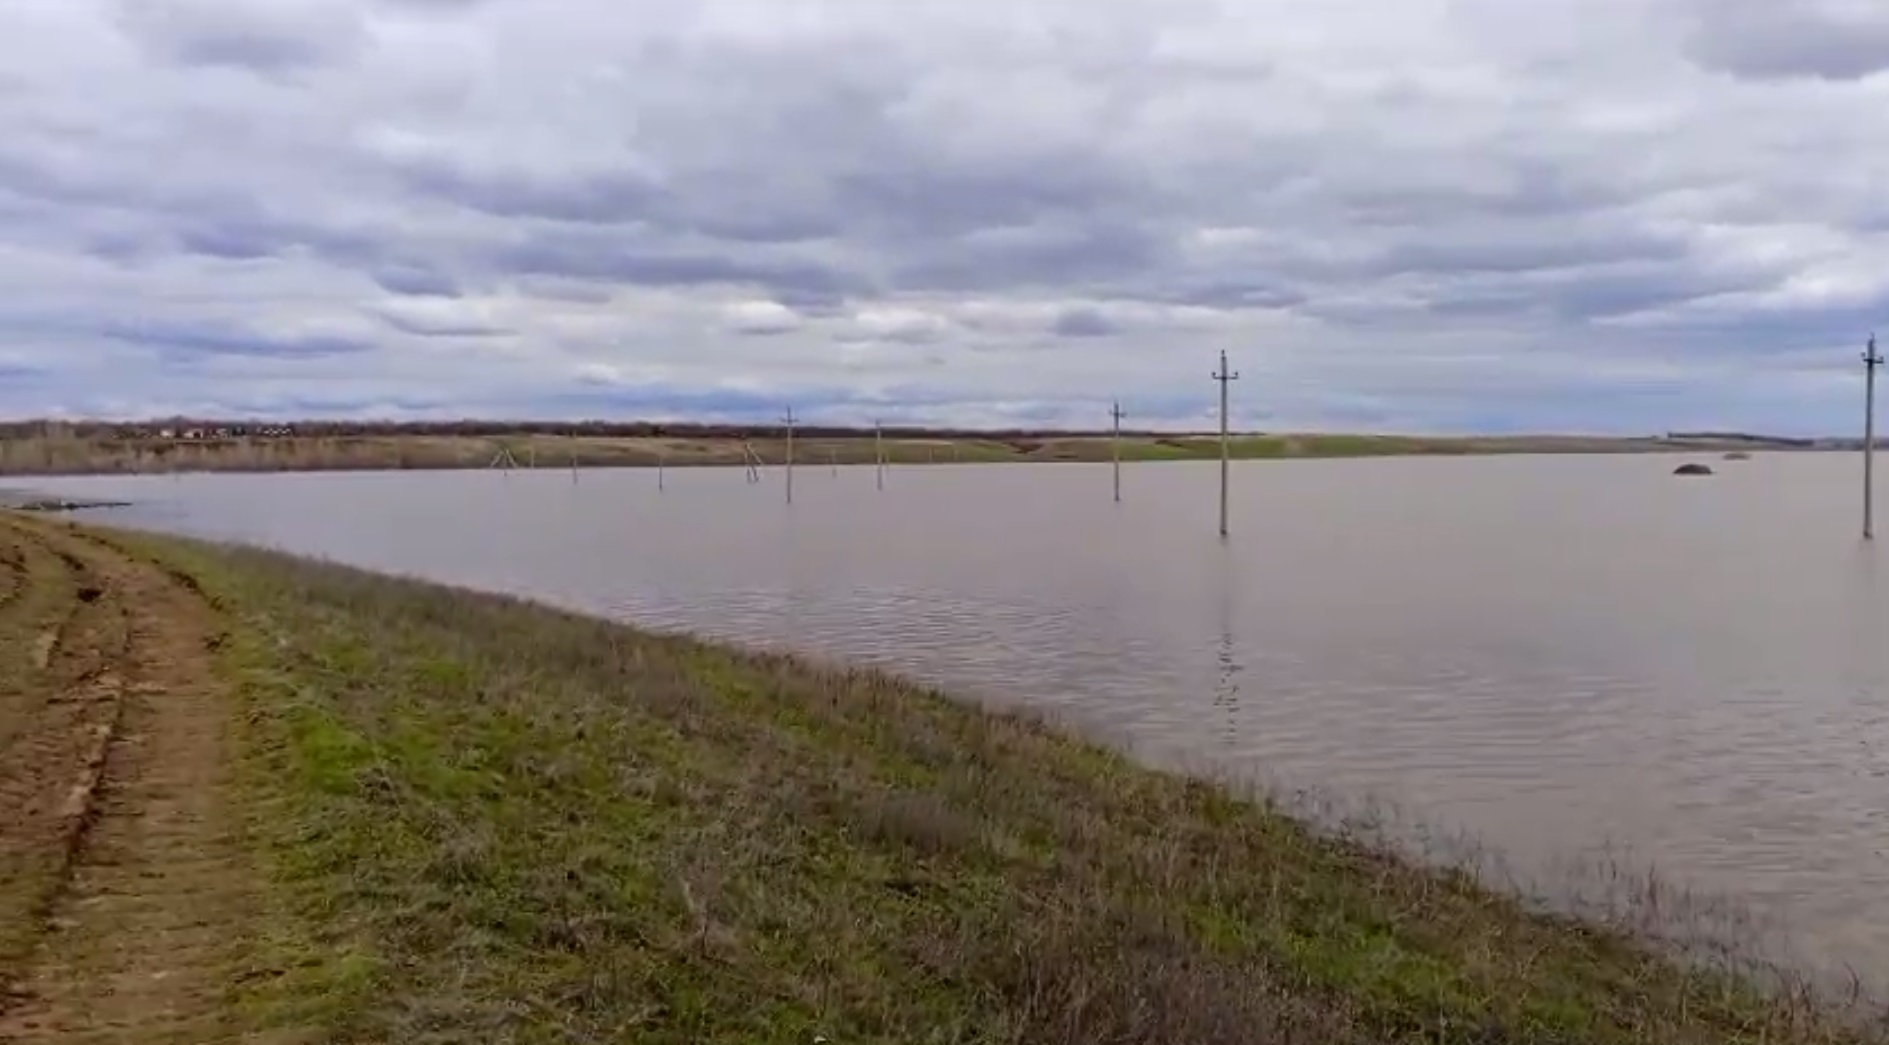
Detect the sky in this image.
<box><xmin>0</xmin><ymin>0</ymin><xmax>1887</xmax><ymax>433</ymax></box>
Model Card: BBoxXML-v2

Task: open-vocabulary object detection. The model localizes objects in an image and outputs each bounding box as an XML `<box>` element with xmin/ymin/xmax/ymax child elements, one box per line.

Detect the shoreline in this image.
<box><xmin>0</xmin><ymin>511</ymin><xmax>1877</xmax><ymax>1041</ymax></box>
<box><xmin>0</xmin><ymin>431</ymin><xmax>1817</xmax><ymax>477</ymax></box>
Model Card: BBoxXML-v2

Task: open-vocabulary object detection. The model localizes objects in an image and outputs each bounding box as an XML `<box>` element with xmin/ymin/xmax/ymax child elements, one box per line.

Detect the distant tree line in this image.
<box><xmin>1665</xmin><ymin>431</ymin><xmax>1816</xmax><ymax>447</ymax></box>
<box><xmin>0</xmin><ymin>418</ymin><xmax>1182</xmax><ymax>441</ymax></box>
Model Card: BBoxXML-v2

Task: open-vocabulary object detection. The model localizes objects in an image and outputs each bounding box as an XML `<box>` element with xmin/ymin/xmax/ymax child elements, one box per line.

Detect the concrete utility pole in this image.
<box><xmin>1212</xmin><ymin>350</ymin><xmax>1241</xmax><ymax>538</ymax></box>
<box><xmin>874</xmin><ymin>420</ymin><xmax>885</xmax><ymax>491</ymax></box>
<box><xmin>1867</xmin><ymin>334</ymin><xmax>1882</xmax><ymax>541</ymax></box>
<box><xmin>782</xmin><ymin>406</ymin><xmax>797</xmax><ymax>505</ymax></box>
<box><xmin>1110</xmin><ymin>400</ymin><xmax>1127</xmax><ymax>503</ymax></box>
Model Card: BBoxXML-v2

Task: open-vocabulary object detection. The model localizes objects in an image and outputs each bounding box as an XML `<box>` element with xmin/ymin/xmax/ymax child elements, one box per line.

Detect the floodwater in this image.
<box><xmin>26</xmin><ymin>453</ymin><xmax>1889</xmax><ymax>979</ymax></box>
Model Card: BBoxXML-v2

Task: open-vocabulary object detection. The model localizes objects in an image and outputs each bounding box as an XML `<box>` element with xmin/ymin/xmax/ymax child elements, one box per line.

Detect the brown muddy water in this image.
<box><xmin>27</xmin><ymin>452</ymin><xmax>1889</xmax><ymax>981</ymax></box>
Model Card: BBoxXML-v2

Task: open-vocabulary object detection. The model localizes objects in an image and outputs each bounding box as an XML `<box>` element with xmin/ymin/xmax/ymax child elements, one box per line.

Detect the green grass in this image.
<box><xmin>81</xmin><ymin>531</ymin><xmax>1879</xmax><ymax>1043</ymax></box>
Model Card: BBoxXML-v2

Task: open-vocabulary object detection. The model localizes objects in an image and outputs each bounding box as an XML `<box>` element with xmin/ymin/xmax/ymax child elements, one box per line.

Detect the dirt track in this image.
<box><xmin>0</xmin><ymin>517</ymin><xmax>250</xmax><ymax>1043</ymax></box>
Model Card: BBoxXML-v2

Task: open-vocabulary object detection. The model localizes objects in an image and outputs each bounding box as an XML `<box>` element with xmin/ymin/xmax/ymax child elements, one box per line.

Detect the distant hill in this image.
<box><xmin>1664</xmin><ymin>431</ymin><xmax>1818</xmax><ymax>448</ymax></box>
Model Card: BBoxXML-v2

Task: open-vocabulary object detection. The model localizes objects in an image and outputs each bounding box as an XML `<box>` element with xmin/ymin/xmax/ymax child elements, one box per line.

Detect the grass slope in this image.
<box><xmin>9</xmin><ymin>520</ymin><xmax>1869</xmax><ymax>1042</ymax></box>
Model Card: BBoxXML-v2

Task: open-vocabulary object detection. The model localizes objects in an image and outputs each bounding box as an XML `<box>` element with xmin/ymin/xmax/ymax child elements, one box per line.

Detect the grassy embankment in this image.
<box><xmin>0</xmin><ymin>430</ymin><xmax>1730</xmax><ymax>476</ymax></box>
<box><xmin>0</xmin><ymin>514</ymin><xmax>1876</xmax><ymax>1042</ymax></box>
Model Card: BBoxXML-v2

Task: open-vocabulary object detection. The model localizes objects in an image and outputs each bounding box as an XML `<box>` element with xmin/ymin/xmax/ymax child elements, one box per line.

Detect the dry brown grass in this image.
<box><xmin>0</xmin><ymin>430</ymin><xmax>1751</xmax><ymax>476</ymax></box>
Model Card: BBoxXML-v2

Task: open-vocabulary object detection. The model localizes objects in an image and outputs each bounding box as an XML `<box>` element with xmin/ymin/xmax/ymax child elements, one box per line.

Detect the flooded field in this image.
<box><xmin>26</xmin><ymin>452</ymin><xmax>1889</xmax><ymax>980</ymax></box>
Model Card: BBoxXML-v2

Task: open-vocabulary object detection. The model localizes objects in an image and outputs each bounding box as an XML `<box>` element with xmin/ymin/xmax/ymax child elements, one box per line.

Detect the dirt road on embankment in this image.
<box><xmin>0</xmin><ymin>516</ymin><xmax>252</xmax><ymax>1043</ymax></box>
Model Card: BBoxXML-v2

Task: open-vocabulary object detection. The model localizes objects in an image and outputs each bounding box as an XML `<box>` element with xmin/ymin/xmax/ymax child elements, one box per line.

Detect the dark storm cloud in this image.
<box><xmin>836</xmin><ymin>154</ymin><xmax>1144</xmax><ymax>239</ymax></box>
<box><xmin>551</xmin><ymin>383</ymin><xmax>825</xmax><ymax>418</ymax></box>
<box><xmin>114</xmin><ymin>0</ymin><xmax>366</xmax><ymax>73</ymax></box>
<box><xmin>1685</xmin><ymin>0</ymin><xmax>1889</xmax><ymax>81</ymax></box>
<box><xmin>1164</xmin><ymin>282</ymin><xmax>1308</xmax><ymax>311</ymax></box>
<box><xmin>1614</xmin><ymin>293</ymin><xmax>1889</xmax><ymax>355</ymax></box>
<box><xmin>177</xmin><ymin>226</ymin><xmax>279</xmax><ymax>261</ymax></box>
<box><xmin>1370</xmin><ymin>229</ymin><xmax>1690</xmax><ymax>280</ymax></box>
<box><xmin>1337</xmin><ymin>162</ymin><xmax>1645</xmax><ymax>227</ymax></box>
<box><xmin>892</xmin><ymin>220</ymin><xmax>1171</xmax><ymax>293</ymax></box>
<box><xmin>101</xmin><ymin>318</ymin><xmax>376</xmax><ymax>359</ymax></box>
<box><xmin>376</xmin><ymin>0</ymin><xmax>491</xmax><ymax>9</ymax></box>
<box><xmin>369</xmin><ymin>308</ymin><xmax>506</xmax><ymax>338</ymax></box>
<box><xmin>1050</xmin><ymin>307</ymin><xmax>1118</xmax><ymax>338</ymax></box>
<box><xmin>167</xmin><ymin>200</ymin><xmax>388</xmax><ymax>268</ymax></box>
<box><xmin>1542</xmin><ymin>264</ymin><xmax>1765</xmax><ymax>322</ymax></box>
<box><xmin>491</xmin><ymin>231</ymin><xmax>869</xmax><ymax>300</ymax></box>
<box><xmin>372</xmin><ymin>267</ymin><xmax>461</xmax><ymax>298</ymax></box>
<box><xmin>403</xmin><ymin>163</ymin><xmax>666</xmax><ymax>224</ymax></box>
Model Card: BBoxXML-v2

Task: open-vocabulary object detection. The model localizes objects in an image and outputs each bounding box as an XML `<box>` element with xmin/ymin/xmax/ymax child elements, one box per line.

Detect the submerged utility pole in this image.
<box><xmin>658</xmin><ymin>453</ymin><xmax>666</xmax><ymax>492</ymax></box>
<box><xmin>1867</xmin><ymin>334</ymin><xmax>1882</xmax><ymax>540</ymax></box>
<box><xmin>1212</xmin><ymin>350</ymin><xmax>1241</xmax><ymax>538</ymax></box>
<box><xmin>782</xmin><ymin>406</ymin><xmax>797</xmax><ymax>504</ymax></box>
<box><xmin>1110</xmin><ymin>400</ymin><xmax>1126</xmax><ymax>503</ymax></box>
<box><xmin>874</xmin><ymin>420</ymin><xmax>885</xmax><ymax>491</ymax></box>
<box><xmin>569</xmin><ymin>431</ymin><xmax>579</xmax><ymax>484</ymax></box>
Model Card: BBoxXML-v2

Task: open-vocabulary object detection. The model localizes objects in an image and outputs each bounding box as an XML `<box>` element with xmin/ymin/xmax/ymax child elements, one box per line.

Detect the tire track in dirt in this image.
<box><xmin>0</xmin><ymin>545</ymin><xmax>24</xmax><ymax>610</ymax></box>
<box><xmin>0</xmin><ymin>531</ymin><xmax>85</xmax><ymax>767</ymax></box>
<box><xmin>0</xmin><ymin>521</ymin><xmax>257</xmax><ymax>1044</ymax></box>
<box><xmin>34</xmin><ymin>547</ymin><xmax>104</xmax><ymax>668</ymax></box>
<box><xmin>0</xmin><ymin>523</ymin><xmax>132</xmax><ymax>1019</ymax></box>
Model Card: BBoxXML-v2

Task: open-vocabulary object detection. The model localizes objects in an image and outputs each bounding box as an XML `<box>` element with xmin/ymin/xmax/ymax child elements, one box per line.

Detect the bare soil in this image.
<box><xmin>0</xmin><ymin>518</ymin><xmax>254</xmax><ymax>1043</ymax></box>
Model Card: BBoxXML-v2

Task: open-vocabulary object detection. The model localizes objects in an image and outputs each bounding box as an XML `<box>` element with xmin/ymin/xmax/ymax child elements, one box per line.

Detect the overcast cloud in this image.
<box><xmin>0</xmin><ymin>0</ymin><xmax>1886</xmax><ymax>432</ymax></box>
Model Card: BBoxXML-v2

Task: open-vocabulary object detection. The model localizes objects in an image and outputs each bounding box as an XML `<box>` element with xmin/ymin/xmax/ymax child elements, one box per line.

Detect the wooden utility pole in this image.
<box><xmin>1867</xmin><ymin>334</ymin><xmax>1882</xmax><ymax>540</ymax></box>
<box><xmin>875</xmin><ymin>421</ymin><xmax>885</xmax><ymax>491</ymax></box>
<box><xmin>1213</xmin><ymin>350</ymin><xmax>1241</xmax><ymax>538</ymax></box>
<box><xmin>1110</xmin><ymin>400</ymin><xmax>1126</xmax><ymax>503</ymax></box>
<box><xmin>782</xmin><ymin>406</ymin><xmax>797</xmax><ymax>504</ymax></box>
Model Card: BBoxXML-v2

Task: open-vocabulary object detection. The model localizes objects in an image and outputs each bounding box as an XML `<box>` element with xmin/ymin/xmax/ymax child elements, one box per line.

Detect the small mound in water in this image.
<box><xmin>1674</xmin><ymin>462</ymin><xmax>1715</xmax><ymax>476</ymax></box>
<box><xmin>9</xmin><ymin>499</ymin><xmax>131</xmax><ymax>514</ymax></box>
<box><xmin>1724</xmin><ymin>451</ymin><xmax>1753</xmax><ymax>461</ymax></box>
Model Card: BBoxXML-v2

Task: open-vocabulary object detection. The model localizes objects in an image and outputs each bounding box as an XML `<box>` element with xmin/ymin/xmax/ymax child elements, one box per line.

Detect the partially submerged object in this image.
<box><xmin>1723</xmin><ymin>451</ymin><xmax>1752</xmax><ymax>461</ymax></box>
<box><xmin>7</xmin><ymin>498</ymin><xmax>131</xmax><ymax>513</ymax></box>
<box><xmin>1673</xmin><ymin>463</ymin><xmax>1715</xmax><ymax>477</ymax></box>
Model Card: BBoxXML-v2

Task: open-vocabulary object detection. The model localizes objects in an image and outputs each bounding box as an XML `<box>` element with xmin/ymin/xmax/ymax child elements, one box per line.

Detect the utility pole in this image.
<box><xmin>830</xmin><ymin>447</ymin><xmax>838</xmax><ymax>478</ymax></box>
<box><xmin>1867</xmin><ymin>334</ymin><xmax>1882</xmax><ymax>540</ymax></box>
<box><xmin>569</xmin><ymin>431</ymin><xmax>578</xmax><ymax>484</ymax></box>
<box><xmin>1213</xmin><ymin>350</ymin><xmax>1240</xmax><ymax>538</ymax></box>
<box><xmin>658</xmin><ymin>453</ymin><xmax>665</xmax><ymax>492</ymax></box>
<box><xmin>1110</xmin><ymin>400</ymin><xmax>1126</xmax><ymax>503</ymax></box>
<box><xmin>874</xmin><ymin>420</ymin><xmax>885</xmax><ymax>491</ymax></box>
<box><xmin>782</xmin><ymin>406</ymin><xmax>796</xmax><ymax>505</ymax></box>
